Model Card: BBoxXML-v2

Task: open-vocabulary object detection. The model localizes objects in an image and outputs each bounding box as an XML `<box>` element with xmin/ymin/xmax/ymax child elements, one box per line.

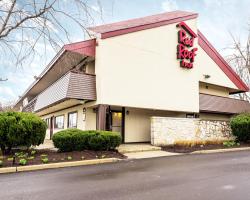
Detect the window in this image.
<box><xmin>68</xmin><ymin>112</ymin><xmax>77</xmax><ymax>128</ymax></box>
<box><xmin>45</xmin><ymin>118</ymin><xmax>50</xmax><ymax>129</ymax></box>
<box><xmin>54</xmin><ymin>115</ymin><xmax>64</xmax><ymax>129</ymax></box>
<box><xmin>186</xmin><ymin>113</ymin><xmax>199</xmax><ymax>118</ymax></box>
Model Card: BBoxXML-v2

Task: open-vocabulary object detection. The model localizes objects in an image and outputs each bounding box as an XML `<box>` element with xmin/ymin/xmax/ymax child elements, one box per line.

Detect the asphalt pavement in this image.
<box><xmin>1</xmin><ymin>150</ymin><xmax>250</xmax><ymax>200</ymax></box>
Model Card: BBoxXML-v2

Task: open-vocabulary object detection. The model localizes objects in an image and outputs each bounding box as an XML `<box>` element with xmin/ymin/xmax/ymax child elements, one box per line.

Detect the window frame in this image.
<box><xmin>54</xmin><ymin>115</ymin><xmax>65</xmax><ymax>129</ymax></box>
<box><xmin>68</xmin><ymin>111</ymin><xmax>78</xmax><ymax>128</ymax></box>
<box><xmin>45</xmin><ymin>118</ymin><xmax>50</xmax><ymax>129</ymax></box>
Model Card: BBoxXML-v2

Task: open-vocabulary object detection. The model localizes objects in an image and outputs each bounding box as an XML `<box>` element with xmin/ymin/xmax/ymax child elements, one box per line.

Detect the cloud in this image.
<box><xmin>161</xmin><ymin>0</ymin><xmax>178</xmax><ymax>12</ymax></box>
<box><xmin>91</xmin><ymin>5</ymin><xmax>101</xmax><ymax>12</ymax></box>
<box><xmin>0</xmin><ymin>86</ymin><xmax>16</xmax><ymax>98</ymax></box>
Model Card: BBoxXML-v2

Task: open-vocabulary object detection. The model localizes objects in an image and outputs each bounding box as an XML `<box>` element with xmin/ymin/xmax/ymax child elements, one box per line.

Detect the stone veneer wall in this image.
<box><xmin>151</xmin><ymin>117</ymin><xmax>233</xmax><ymax>146</ymax></box>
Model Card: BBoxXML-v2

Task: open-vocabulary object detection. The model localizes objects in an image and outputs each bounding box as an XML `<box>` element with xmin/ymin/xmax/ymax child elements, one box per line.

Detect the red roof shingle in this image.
<box><xmin>88</xmin><ymin>10</ymin><xmax>198</xmax><ymax>39</ymax></box>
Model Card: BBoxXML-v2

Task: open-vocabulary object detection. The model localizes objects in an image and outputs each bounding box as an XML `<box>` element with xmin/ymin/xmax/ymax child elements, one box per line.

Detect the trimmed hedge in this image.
<box><xmin>0</xmin><ymin>112</ymin><xmax>47</xmax><ymax>153</ymax></box>
<box><xmin>230</xmin><ymin>113</ymin><xmax>250</xmax><ymax>142</ymax></box>
<box><xmin>52</xmin><ymin>129</ymin><xmax>122</xmax><ymax>152</ymax></box>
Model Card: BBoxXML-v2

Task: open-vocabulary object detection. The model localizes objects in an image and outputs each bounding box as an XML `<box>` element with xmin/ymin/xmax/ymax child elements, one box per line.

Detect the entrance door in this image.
<box><xmin>105</xmin><ymin>107</ymin><xmax>125</xmax><ymax>143</ymax></box>
<box><xmin>111</xmin><ymin>112</ymin><xmax>122</xmax><ymax>133</ymax></box>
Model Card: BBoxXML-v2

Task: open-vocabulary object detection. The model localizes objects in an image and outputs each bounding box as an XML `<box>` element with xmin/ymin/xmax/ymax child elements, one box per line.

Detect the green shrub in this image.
<box><xmin>223</xmin><ymin>140</ymin><xmax>240</xmax><ymax>148</ymax></box>
<box><xmin>0</xmin><ymin>160</ymin><xmax>3</xmax><ymax>167</ymax></box>
<box><xmin>67</xmin><ymin>156</ymin><xmax>72</xmax><ymax>160</ymax></box>
<box><xmin>19</xmin><ymin>159</ymin><xmax>27</xmax><ymax>166</ymax></box>
<box><xmin>0</xmin><ymin>112</ymin><xmax>47</xmax><ymax>153</ymax></box>
<box><xmin>52</xmin><ymin>129</ymin><xmax>82</xmax><ymax>152</ymax></box>
<box><xmin>52</xmin><ymin>129</ymin><xmax>122</xmax><ymax>152</ymax></box>
<box><xmin>230</xmin><ymin>113</ymin><xmax>250</xmax><ymax>142</ymax></box>
<box><xmin>7</xmin><ymin>157</ymin><xmax>14</xmax><ymax>161</ymax></box>
<box><xmin>41</xmin><ymin>157</ymin><xmax>49</xmax><ymax>164</ymax></box>
<box><xmin>88</xmin><ymin>132</ymin><xmax>106</xmax><ymax>151</ymax></box>
<box><xmin>30</xmin><ymin>150</ymin><xmax>36</xmax><ymax>155</ymax></box>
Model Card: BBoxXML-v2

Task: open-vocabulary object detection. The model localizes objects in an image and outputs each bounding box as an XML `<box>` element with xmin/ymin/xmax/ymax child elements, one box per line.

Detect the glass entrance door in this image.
<box><xmin>105</xmin><ymin>107</ymin><xmax>124</xmax><ymax>143</ymax></box>
<box><xmin>111</xmin><ymin>112</ymin><xmax>122</xmax><ymax>133</ymax></box>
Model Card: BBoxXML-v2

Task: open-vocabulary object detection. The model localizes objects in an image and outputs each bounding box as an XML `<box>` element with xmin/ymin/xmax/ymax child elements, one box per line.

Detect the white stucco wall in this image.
<box><xmin>199</xmin><ymin>113</ymin><xmax>231</xmax><ymax>121</ymax></box>
<box><xmin>197</xmin><ymin>48</ymin><xmax>238</xmax><ymax>90</ymax></box>
<box><xmin>199</xmin><ymin>82</ymin><xmax>230</xmax><ymax>97</ymax></box>
<box><xmin>41</xmin><ymin>105</ymin><xmax>96</xmax><ymax>139</ymax></box>
<box><xmin>95</xmin><ymin>19</ymin><xmax>199</xmax><ymax>113</ymax></box>
<box><xmin>94</xmin><ymin>18</ymin><xmax>238</xmax><ymax>113</ymax></box>
<box><xmin>124</xmin><ymin>108</ymin><xmax>185</xmax><ymax>143</ymax></box>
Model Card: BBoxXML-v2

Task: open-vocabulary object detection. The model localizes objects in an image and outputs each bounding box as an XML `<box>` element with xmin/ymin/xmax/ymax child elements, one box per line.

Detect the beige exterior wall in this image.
<box><xmin>124</xmin><ymin>108</ymin><xmax>185</xmax><ymax>143</ymax></box>
<box><xmin>85</xmin><ymin>107</ymin><xmax>96</xmax><ymax>130</ymax></box>
<box><xmin>41</xmin><ymin>105</ymin><xmax>96</xmax><ymax>139</ymax></box>
<box><xmin>94</xmin><ymin>18</ymin><xmax>238</xmax><ymax>114</ymax></box>
<box><xmin>197</xmin><ymin>48</ymin><xmax>238</xmax><ymax>90</ymax></box>
<box><xmin>199</xmin><ymin>82</ymin><xmax>230</xmax><ymax>97</ymax></box>
<box><xmin>199</xmin><ymin>113</ymin><xmax>232</xmax><ymax>121</ymax></box>
<box><xmin>32</xmin><ymin>16</ymin><xmax>241</xmax><ymax>143</ymax></box>
<box><xmin>95</xmin><ymin>19</ymin><xmax>199</xmax><ymax>113</ymax></box>
<box><xmin>86</xmin><ymin>60</ymin><xmax>95</xmax><ymax>74</ymax></box>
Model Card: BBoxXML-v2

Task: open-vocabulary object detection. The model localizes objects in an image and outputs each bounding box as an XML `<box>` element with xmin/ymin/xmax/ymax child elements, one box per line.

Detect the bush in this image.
<box><xmin>41</xmin><ymin>157</ymin><xmax>49</xmax><ymax>164</ymax></box>
<box><xmin>230</xmin><ymin>113</ymin><xmax>250</xmax><ymax>142</ymax></box>
<box><xmin>52</xmin><ymin>129</ymin><xmax>122</xmax><ymax>152</ymax></box>
<box><xmin>0</xmin><ymin>112</ymin><xmax>47</xmax><ymax>154</ymax></box>
<box><xmin>19</xmin><ymin>158</ymin><xmax>27</xmax><ymax>166</ymax></box>
<box><xmin>223</xmin><ymin>140</ymin><xmax>240</xmax><ymax>148</ymax></box>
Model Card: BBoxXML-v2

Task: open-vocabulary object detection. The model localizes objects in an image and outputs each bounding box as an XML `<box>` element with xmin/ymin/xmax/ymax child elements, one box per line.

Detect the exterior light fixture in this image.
<box><xmin>203</xmin><ymin>74</ymin><xmax>211</xmax><ymax>79</ymax></box>
<box><xmin>83</xmin><ymin>108</ymin><xmax>86</xmax><ymax>121</ymax></box>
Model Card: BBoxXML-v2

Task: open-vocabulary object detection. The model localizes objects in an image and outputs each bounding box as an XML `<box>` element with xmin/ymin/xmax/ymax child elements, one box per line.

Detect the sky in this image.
<box><xmin>0</xmin><ymin>0</ymin><xmax>250</xmax><ymax>105</ymax></box>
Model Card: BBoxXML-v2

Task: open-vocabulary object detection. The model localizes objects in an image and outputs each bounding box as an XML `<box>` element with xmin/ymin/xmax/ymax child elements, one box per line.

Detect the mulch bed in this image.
<box><xmin>0</xmin><ymin>149</ymin><xmax>126</xmax><ymax>168</ymax></box>
<box><xmin>162</xmin><ymin>143</ymin><xmax>250</xmax><ymax>153</ymax></box>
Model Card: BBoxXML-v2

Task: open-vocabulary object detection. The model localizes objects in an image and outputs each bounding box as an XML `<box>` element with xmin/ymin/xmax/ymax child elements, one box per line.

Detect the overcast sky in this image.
<box><xmin>0</xmin><ymin>0</ymin><xmax>249</xmax><ymax>105</ymax></box>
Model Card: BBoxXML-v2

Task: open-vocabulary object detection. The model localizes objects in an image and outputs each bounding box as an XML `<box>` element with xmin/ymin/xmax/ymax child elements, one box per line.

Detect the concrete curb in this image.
<box><xmin>190</xmin><ymin>147</ymin><xmax>250</xmax><ymax>155</ymax></box>
<box><xmin>0</xmin><ymin>167</ymin><xmax>16</xmax><ymax>174</ymax></box>
<box><xmin>0</xmin><ymin>158</ymin><xmax>120</xmax><ymax>174</ymax></box>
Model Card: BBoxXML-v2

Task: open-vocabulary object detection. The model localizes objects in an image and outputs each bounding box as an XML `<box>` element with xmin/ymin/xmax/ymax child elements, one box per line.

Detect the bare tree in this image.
<box><xmin>0</xmin><ymin>100</ymin><xmax>15</xmax><ymax>111</ymax></box>
<box><xmin>0</xmin><ymin>0</ymin><xmax>103</xmax><ymax>73</ymax></box>
<box><xmin>226</xmin><ymin>29</ymin><xmax>250</xmax><ymax>101</ymax></box>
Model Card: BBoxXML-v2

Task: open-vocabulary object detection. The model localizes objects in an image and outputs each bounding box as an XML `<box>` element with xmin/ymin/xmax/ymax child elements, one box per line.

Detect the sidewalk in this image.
<box><xmin>124</xmin><ymin>150</ymin><xmax>180</xmax><ymax>159</ymax></box>
<box><xmin>118</xmin><ymin>143</ymin><xmax>161</xmax><ymax>153</ymax></box>
<box><xmin>34</xmin><ymin>140</ymin><xmax>57</xmax><ymax>151</ymax></box>
<box><xmin>124</xmin><ymin>146</ymin><xmax>250</xmax><ymax>159</ymax></box>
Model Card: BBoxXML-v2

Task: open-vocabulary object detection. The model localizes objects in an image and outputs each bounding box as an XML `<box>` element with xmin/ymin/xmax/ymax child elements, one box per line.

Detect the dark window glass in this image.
<box><xmin>45</xmin><ymin>118</ymin><xmax>50</xmax><ymax>129</ymax></box>
<box><xmin>54</xmin><ymin>115</ymin><xmax>64</xmax><ymax>129</ymax></box>
<box><xmin>68</xmin><ymin>112</ymin><xmax>77</xmax><ymax>128</ymax></box>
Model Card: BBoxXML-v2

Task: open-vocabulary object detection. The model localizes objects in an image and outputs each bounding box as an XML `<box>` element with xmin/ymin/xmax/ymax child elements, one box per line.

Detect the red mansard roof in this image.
<box><xmin>14</xmin><ymin>39</ymin><xmax>96</xmax><ymax>108</ymax></box>
<box><xmin>88</xmin><ymin>10</ymin><xmax>198</xmax><ymax>39</ymax></box>
<box><xmin>64</xmin><ymin>39</ymin><xmax>96</xmax><ymax>57</ymax></box>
